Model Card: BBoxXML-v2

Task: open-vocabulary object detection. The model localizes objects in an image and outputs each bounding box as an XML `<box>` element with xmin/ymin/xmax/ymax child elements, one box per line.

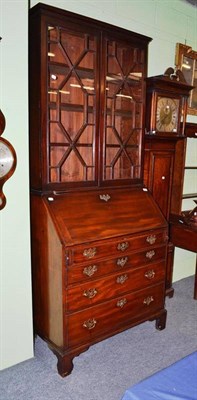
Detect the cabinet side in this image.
<box><xmin>30</xmin><ymin>194</ymin><xmax>64</xmax><ymax>347</ymax></box>
<box><xmin>29</xmin><ymin>11</ymin><xmax>42</xmax><ymax>190</ymax></box>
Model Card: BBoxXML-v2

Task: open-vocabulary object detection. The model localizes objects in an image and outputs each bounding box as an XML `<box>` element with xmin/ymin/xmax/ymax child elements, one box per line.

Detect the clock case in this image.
<box><xmin>144</xmin><ymin>70</ymin><xmax>193</xmax><ymax>297</ymax></box>
<box><xmin>145</xmin><ymin>70</ymin><xmax>193</xmax><ymax>137</ymax></box>
<box><xmin>0</xmin><ymin>110</ymin><xmax>17</xmax><ymax>210</ymax></box>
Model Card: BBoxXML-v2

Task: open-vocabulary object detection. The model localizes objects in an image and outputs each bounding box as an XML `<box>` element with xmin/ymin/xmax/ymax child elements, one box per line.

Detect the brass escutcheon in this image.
<box><xmin>117</xmin><ymin>298</ymin><xmax>127</xmax><ymax>308</ymax></box>
<box><xmin>83</xmin><ymin>265</ymin><xmax>98</xmax><ymax>277</ymax></box>
<box><xmin>146</xmin><ymin>250</ymin><xmax>155</xmax><ymax>259</ymax></box>
<box><xmin>83</xmin><ymin>247</ymin><xmax>97</xmax><ymax>259</ymax></box>
<box><xmin>144</xmin><ymin>270</ymin><xmax>155</xmax><ymax>279</ymax></box>
<box><xmin>146</xmin><ymin>235</ymin><xmax>156</xmax><ymax>245</ymax></box>
<box><xmin>116</xmin><ymin>257</ymin><xmax>128</xmax><ymax>268</ymax></box>
<box><xmin>116</xmin><ymin>274</ymin><xmax>128</xmax><ymax>284</ymax></box>
<box><xmin>83</xmin><ymin>288</ymin><xmax>98</xmax><ymax>299</ymax></box>
<box><xmin>143</xmin><ymin>296</ymin><xmax>154</xmax><ymax>305</ymax></box>
<box><xmin>117</xmin><ymin>242</ymin><xmax>129</xmax><ymax>252</ymax></box>
<box><xmin>99</xmin><ymin>194</ymin><xmax>111</xmax><ymax>202</ymax></box>
<box><xmin>83</xmin><ymin>318</ymin><xmax>97</xmax><ymax>330</ymax></box>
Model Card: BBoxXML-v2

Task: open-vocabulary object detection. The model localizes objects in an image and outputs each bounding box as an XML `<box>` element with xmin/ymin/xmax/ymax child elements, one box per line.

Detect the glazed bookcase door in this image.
<box><xmin>29</xmin><ymin>7</ymin><xmax>149</xmax><ymax>191</ymax></box>
<box><xmin>47</xmin><ymin>23</ymin><xmax>99</xmax><ymax>188</ymax></box>
<box><xmin>100</xmin><ymin>35</ymin><xmax>145</xmax><ymax>185</ymax></box>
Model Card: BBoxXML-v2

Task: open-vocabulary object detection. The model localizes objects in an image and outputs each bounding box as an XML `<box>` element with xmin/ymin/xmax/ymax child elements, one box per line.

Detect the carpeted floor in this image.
<box><xmin>0</xmin><ymin>276</ymin><xmax>197</xmax><ymax>400</ymax></box>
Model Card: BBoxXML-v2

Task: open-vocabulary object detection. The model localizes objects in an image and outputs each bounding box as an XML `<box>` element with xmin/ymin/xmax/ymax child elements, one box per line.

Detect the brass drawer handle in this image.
<box><xmin>146</xmin><ymin>250</ymin><xmax>155</xmax><ymax>259</ymax></box>
<box><xmin>143</xmin><ymin>296</ymin><xmax>154</xmax><ymax>305</ymax></box>
<box><xmin>146</xmin><ymin>235</ymin><xmax>156</xmax><ymax>245</ymax></box>
<box><xmin>117</xmin><ymin>242</ymin><xmax>129</xmax><ymax>252</ymax></box>
<box><xmin>116</xmin><ymin>257</ymin><xmax>128</xmax><ymax>268</ymax></box>
<box><xmin>83</xmin><ymin>247</ymin><xmax>97</xmax><ymax>259</ymax></box>
<box><xmin>99</xmin><ymin>194</ymin><xmax>110</xmax><ymax>202</ymax></box>
<box><xmin>117</xmin><ymin>298</ymin><xmax>127</xmax><ymax>308</ymax></box>
<box><xmin>144</xmin><ymin>270</ymin><xmax>155</xmax><ymax>279</ymax></box>
<box><xmin>83</xmin><ymin>318</ymin><xmax>97</xmax><ymax>330</ymax></box>
<box><xmin>83</xmin><ymin>288</ymin><xmax>98</xmax><ymax>299</ymax></box>
<box><xmin>116</xmin><ymin>274</ymin><xmax>128</xmax><ymax>284</ymax></box>
<box><xmin>83</xmin><ymin>265</ymin><xmax>98</xmax><ymax>277</ymax></box>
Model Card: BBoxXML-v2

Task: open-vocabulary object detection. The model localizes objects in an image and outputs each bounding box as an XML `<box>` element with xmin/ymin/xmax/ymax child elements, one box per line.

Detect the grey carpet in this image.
<box><xmin>0</xmin><ymin>276</ymin><xmax>197</xmax><ymax>400</ymax></box>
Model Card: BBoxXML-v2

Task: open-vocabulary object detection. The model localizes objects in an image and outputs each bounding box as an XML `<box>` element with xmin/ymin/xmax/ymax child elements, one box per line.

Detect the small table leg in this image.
<box><xmin>194</xmin><ymin>255</ymin><xmax>197</xmax><ymax>300</ymax></box>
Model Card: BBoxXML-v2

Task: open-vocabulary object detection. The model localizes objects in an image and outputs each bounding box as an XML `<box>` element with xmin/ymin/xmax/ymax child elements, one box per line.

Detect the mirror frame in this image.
<box><xmin>175</xmin><ymin>43</ymin><xmax>197</xmax><ymax>116</ymax></box>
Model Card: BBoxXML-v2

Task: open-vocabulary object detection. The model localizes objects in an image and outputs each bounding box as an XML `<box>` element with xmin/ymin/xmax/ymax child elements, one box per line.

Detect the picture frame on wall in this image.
<box><xmin>175</xmin><ymin>43</ymin><xmax>197</xmax><ymax>116</ymax></box>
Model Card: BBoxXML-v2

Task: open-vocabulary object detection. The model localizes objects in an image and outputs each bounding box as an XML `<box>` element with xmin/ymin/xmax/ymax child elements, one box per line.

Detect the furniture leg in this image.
<box><xmin>194</xmin><ymin>255</ymin><xmax>197</xmax><ymax>300</ymax></box>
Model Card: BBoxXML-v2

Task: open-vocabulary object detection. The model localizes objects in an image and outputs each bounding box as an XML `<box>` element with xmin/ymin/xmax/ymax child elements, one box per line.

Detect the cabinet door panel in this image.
<box><xmin>101</xmin><ymin>36</ymin><xmax>146</xmax><ymax>183</ymax></box>
<box><xmin>47</xmin><ymin>25</ymin><xmax>99</xmax><ymax>185</ymax></box>
<box><xmin>149</xmin><ymin>151</ymin><xmax>174</xmax><ymax>218</ymax></box>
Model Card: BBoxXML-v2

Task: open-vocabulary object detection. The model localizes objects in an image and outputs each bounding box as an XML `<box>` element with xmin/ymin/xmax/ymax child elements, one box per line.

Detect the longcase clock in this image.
<box><xmin>145</xmin><ymin>68</ymin><xmax>193</xmax><ymax>137</ymax></box>
<box><xmin>144</xmin><ymin>68</ymin><xmax>193</xmax><ymax>297</ymax></box>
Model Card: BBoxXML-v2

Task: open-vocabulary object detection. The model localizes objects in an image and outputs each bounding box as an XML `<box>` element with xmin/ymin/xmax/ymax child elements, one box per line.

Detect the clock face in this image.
<box><xmin>156</xmin><ymin>96</ymin><xmax>179</xmax><ymax>133</ymax></box>
<box><xmin>0</xmin><ymin>139</ymin><xmax>15</xmax><ymax>179</ymax></box>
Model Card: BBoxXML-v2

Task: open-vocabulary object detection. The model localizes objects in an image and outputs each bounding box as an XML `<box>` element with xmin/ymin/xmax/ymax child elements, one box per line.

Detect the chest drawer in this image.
<box><xmin>67</xmin><ymin>245</ymin><xmax>166</xmax><ymax>284</ymax></box>
<box><xmin>68</xmin><ymin>229</ymin><xmax>168</xmax><ymax>265</ymax></box>
<box><xmin>66</xmin><ymin>283</ymin><xmax>165</xmax><ymax>348</ymax></box>
<box><xmin>66</xmin><ymin>260</ymin><xmax>165</xmax><ymax>312</ymax></box>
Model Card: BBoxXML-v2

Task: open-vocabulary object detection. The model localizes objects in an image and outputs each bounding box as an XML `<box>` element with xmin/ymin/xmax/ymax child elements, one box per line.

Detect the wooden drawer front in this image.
<box><xmin>69</xmin><ymin>230</ymin><xmax>168</xmax><ymax>264</ymax></box>
<box><xmin>67</xmin><ymin>245</ymin><xmax>166</xmax><ymax>284</ymax></box>
<box><xmin>67</xmin><ymin>283</ymin><xmax>165</xmax><ymax>347</ymax></box>
<box><xmin>66</xmin><ymin>260</ymin><xmax>165</xmax><ymax>312</ymax></box>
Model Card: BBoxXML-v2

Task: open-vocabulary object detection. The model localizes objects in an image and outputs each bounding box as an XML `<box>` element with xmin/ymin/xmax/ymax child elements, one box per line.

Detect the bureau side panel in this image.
<box><xmin>30</xmin><ymin>194</ymin><xmax>64</xmax><ymax>347</ymax></box>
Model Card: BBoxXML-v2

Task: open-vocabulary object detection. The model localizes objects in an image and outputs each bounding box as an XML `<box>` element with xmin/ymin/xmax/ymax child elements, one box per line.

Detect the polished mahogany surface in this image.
<box><xmin>170</xmin><ymin>213</ymin><xmax>197</xmax><ymax>299</ymax></box>
<box><xmin>29</xmin><ymin>3</ymin><xmax>168</xmax><ymax>377</ymax></box>
<box><xmin>29</xmin><ymin>3</ymin><xmax>151</xmax><ymax>192</ymax></box>
<box><xmin>31</xmin><ymin>190</ymin><xmax>168</xmax><ymax>376</ymax></box>
<box><xmin>170</xmin><ymin>213</ymin><xmax>197</xmax><ymax>252</ymax></box>
<box><xmin>45</xmin><ymin>187</ymin><xmax>167</xmax><ymax>245</ymax></box>
<box><xmin>182</xmin><ymin>122</ymin><xmax>197</xmax><ymax>138</ymax></box>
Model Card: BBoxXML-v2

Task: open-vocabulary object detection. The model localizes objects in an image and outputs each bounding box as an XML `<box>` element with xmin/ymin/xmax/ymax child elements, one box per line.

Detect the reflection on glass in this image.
<box><xmin>181</xmin><ymin>57</ymin><xmax>197</xmax><ymax>109</ymax></box>
<box><xmin>191</xmin><ymin>61</ymin><xmax>197</xmax><ymax>109</ymax></box>
<box><xmin>103</xmin><ymin>40</ymin><xmax>144</xmax><ymax>181</ymax></box>
<box><xmin>175</xmin><ymin>43</ymin><xmax>197</xmax><ymax>115</ymax></box>
<box><xmin>47</xmin><ymin>25</ymin><xmax>97</xmax><ymax>183</ymax></box>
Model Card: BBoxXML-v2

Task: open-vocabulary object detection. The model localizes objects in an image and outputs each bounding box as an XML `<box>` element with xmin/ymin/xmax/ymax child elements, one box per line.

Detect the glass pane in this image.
<box><xmin>103</xmin><ymin>38</ymin><xmax>144</xmax><ymax>181</ymax></box>
<box><xmin>181</xmin><ymin>56</ymin><xmax>197</xmax><ymax>110</ymax></box>
<box><xmin>191</xmin><ymin>60</ymin><xmax>197</xmax><ymax>109</ymax></box>
<box><xmin>47</xmin><ymin>25</ymin><xmax>97</xmax><ymax>184</ymax></box>
<box><xmin>181</xmin><ymin>56</ymin><xmax>194</xmax><ymax>85</ymax></box>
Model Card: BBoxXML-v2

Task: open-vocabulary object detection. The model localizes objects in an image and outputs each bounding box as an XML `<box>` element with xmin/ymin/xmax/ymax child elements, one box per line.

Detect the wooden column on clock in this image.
<box><xmin>29</xmin><ymin>3</ymin><xmax>169</xmax><ymax>377</ymax></box>
<box><xmin>144</xmin><ymin>73</ymin><xmax>193</xmax><ymax>297</ymax></box>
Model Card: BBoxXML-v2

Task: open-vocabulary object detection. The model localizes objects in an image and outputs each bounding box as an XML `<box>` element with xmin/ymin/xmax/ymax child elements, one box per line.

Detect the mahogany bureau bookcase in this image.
<box><xmin>29</xmin><ymin>3</ymin><xmax>168</xmax><ymax>376</ymax></box>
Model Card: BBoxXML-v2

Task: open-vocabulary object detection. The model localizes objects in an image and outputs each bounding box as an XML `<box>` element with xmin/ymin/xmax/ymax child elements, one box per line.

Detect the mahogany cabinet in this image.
<box><xmin>29</xmin><ymin>3</ymin><xmax>150</xmax><ymax>191</ymax></box>
<box><xmin>181</xmin><ymin>123</ymin><xmax>197</xmax><ymax>207</ymax></box>
<box><xmin>29</xmin><ymin>3</ymin><xmax>168</xmax><ymax>376</ymax></box>
<box><xmin>170</xmin><ymin>213</ymin><xmax>197</xmax><ymax>300</ymax></box>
